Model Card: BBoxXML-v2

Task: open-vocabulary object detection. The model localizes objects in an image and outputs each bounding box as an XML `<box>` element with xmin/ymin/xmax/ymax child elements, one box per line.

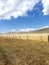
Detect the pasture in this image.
<box><xmin>0</xmin><ymin>36</ymin><xmax>49</xmax><ymax>65</ymax></box>
<box><xmin>0</xmin><ymin>33</ymin><xmax>49</xmax><ymax>42</ymax></box>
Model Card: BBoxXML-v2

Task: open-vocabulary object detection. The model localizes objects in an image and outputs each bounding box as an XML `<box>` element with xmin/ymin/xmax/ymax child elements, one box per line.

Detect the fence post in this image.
<box><xmin>41</xmin><ymin>36</ymin><xmax>43</xmax><ymax>42</ymax></box>
<box><xmin>27</xmin><ymin>35</ymin><xmax>28</xmax><ymax>40</ymax></box>
<box><xmin>48</xmin><ymin>35</ymin><xmax>49</xmax><ymax>42</ymax></box>
<box><xmin>19</xmin><ymin>35</ymin><xmax>21</xmax><ymax>39</ymax></box>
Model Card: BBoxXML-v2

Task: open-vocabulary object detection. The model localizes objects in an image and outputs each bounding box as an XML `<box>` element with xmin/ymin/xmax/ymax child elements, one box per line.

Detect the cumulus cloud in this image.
<box><xmin>0</xmin><ymin>0</ymin><xmax>40</xmax><ymax>19</ymax></box>
<box><xmin>0</xmin><ymin>0</ymin><xmax>49</xmax><ymax>19</ymax></box>
<box><xmin>42</xmin><ymin>0</ymin><xmax>49</xmax><ymax>15</ymax></box>
<box><xmin>11</xmin><ymin>29</ymin><xmax>16</xmax><ymax>32</ymax></box>
<box><xmin>20</xmin><ymin>28</ymin><xmax>35</xmax><ymax>32</ymax></box>
<box><xmin>39</xmin><ymin>26</ymin><xmax>49</xmax><ymax>29</ymax></box>
<box><xmin>20</xmin><ymin>26</ymin><xmax>49</xmax><ymax>32</ymax></box>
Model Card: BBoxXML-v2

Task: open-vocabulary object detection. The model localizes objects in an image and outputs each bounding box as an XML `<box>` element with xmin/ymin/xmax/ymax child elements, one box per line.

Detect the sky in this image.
<box><xmin>0</xmin><ymin>0</ymin><xmax>49</xmax><ymax>33</ymax></box>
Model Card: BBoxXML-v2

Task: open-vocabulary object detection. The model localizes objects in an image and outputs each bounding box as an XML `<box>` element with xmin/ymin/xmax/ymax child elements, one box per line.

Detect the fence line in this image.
<box><xmin>0</xmin><ymin>34</ymin><xmax>48</xmax><ymax>42</ymax></box>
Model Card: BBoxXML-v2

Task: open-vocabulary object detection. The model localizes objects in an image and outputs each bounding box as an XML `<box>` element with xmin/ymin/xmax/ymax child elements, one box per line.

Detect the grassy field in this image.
<box><xmin>0</xmin><ymin>37</ymin><xmax>49</xmax><ymax>65</ymax></box>
<box><xmin>1</xmin><ymin>33</ymin><xmax>49</xmax><ymax>42</ymax></box>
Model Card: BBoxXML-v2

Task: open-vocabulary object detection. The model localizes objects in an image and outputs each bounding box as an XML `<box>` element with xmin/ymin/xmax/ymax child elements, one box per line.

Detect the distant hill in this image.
<box><xmin>3</xmin><ymin>27</ymin><xmax>49</xmax><ymax>34</ymax></box>
<box><xmin>17</xmin><ymin>28</ymin><xmax>49</xmax><ymax>33</ymax></box>
<box><xmin>30</xmin><ymin>28</ymin><xmax>49</xmax><ymax>33</ymax></box>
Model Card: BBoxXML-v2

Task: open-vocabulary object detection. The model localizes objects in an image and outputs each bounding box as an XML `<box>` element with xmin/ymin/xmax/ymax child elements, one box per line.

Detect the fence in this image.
<box><xmin>0</xmin><ymin>34</ymin><xmax>48</xmax><ymax>42</ymax></box>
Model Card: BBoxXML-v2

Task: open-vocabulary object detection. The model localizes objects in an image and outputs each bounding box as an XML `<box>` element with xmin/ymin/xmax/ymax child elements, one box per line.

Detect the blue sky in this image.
<box><xmin>0</xmin><ymin>0</ymin><xmax>49</xmax><ymax>33</ymax></box>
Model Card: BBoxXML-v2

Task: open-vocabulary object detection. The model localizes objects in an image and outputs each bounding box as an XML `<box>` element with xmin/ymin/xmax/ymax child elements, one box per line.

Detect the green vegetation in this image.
<box><xmin>0</xmin><ymin>37</ymin><xmax>49</xmax><ymax>65</ymax></box>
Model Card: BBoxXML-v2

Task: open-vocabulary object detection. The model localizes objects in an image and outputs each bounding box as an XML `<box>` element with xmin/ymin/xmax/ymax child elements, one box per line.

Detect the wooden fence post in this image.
<box><xmin>48</xmin><ymin>35</ymin><xmax>49</xmax><ymax>42</ymax></box>
<box><xmin>27</xmin><ymin>35</ymin><xmax>28</xmax><ymax>40</ymax></box>
<box><xmin>19</xmin><ymin>35</ymin><xmax>21</xmax><ymax>39</ymax></box>
<box><xmin>41</xmin><ymin>36</ymin><xmax>43</xmax><ymax>42</ymax></box>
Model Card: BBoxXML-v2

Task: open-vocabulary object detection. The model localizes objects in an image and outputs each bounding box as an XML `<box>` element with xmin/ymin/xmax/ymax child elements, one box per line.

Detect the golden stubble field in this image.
<box><xmin>0</xmin><ymin>37</ymin><xmax>49</xmax><ymax>65</ymax></box>
<box><xmin>1</xmin><ymin>33</ymin><xmax>49</xmax><ymax>42</ymax></box>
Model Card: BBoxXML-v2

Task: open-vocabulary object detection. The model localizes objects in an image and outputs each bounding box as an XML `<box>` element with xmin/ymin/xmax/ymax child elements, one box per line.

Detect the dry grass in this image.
<box><xmin>0</xmin><ymin>37</ymin><xmax>49</xmax><ymax>65</ymax></box>
<box><xmin>1</xmin><ymin>33</ymin><xmax>49</xmax><ymax>42</ymax></box>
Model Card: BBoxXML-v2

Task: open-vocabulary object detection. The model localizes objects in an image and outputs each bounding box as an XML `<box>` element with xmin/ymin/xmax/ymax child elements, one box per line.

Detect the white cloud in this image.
<box><xmin>11</xmin><ymin>29</ymin><xmax>16</xmax><ymax>32</ymax></box>
<box><xmin>20</xmin><ymin>26</ymin><xmax>49</xmax><ymax>32</ymax></box>
<box><xmin>20</xmin><ymin>28</ymin><xmax>35</xmax><ymax>32</ymax></box>
<box><xmin>39</xmin><ymin>26</ymin><xmax>49</xmax><ymax>29</ymax></box>
<box><xmin>0</xmin><ymin>0</ymin><xmax>40</xmax><ymax>19</ymax></box>
<box><xmin>0</xmin><ymin>0</ymin><xmax>49</xmax><ymax>20</ymax></box>
<box><xmin>42</xmin><ymin>0</ymin><xmax>49</xmax><ymax>15</ymax></box>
